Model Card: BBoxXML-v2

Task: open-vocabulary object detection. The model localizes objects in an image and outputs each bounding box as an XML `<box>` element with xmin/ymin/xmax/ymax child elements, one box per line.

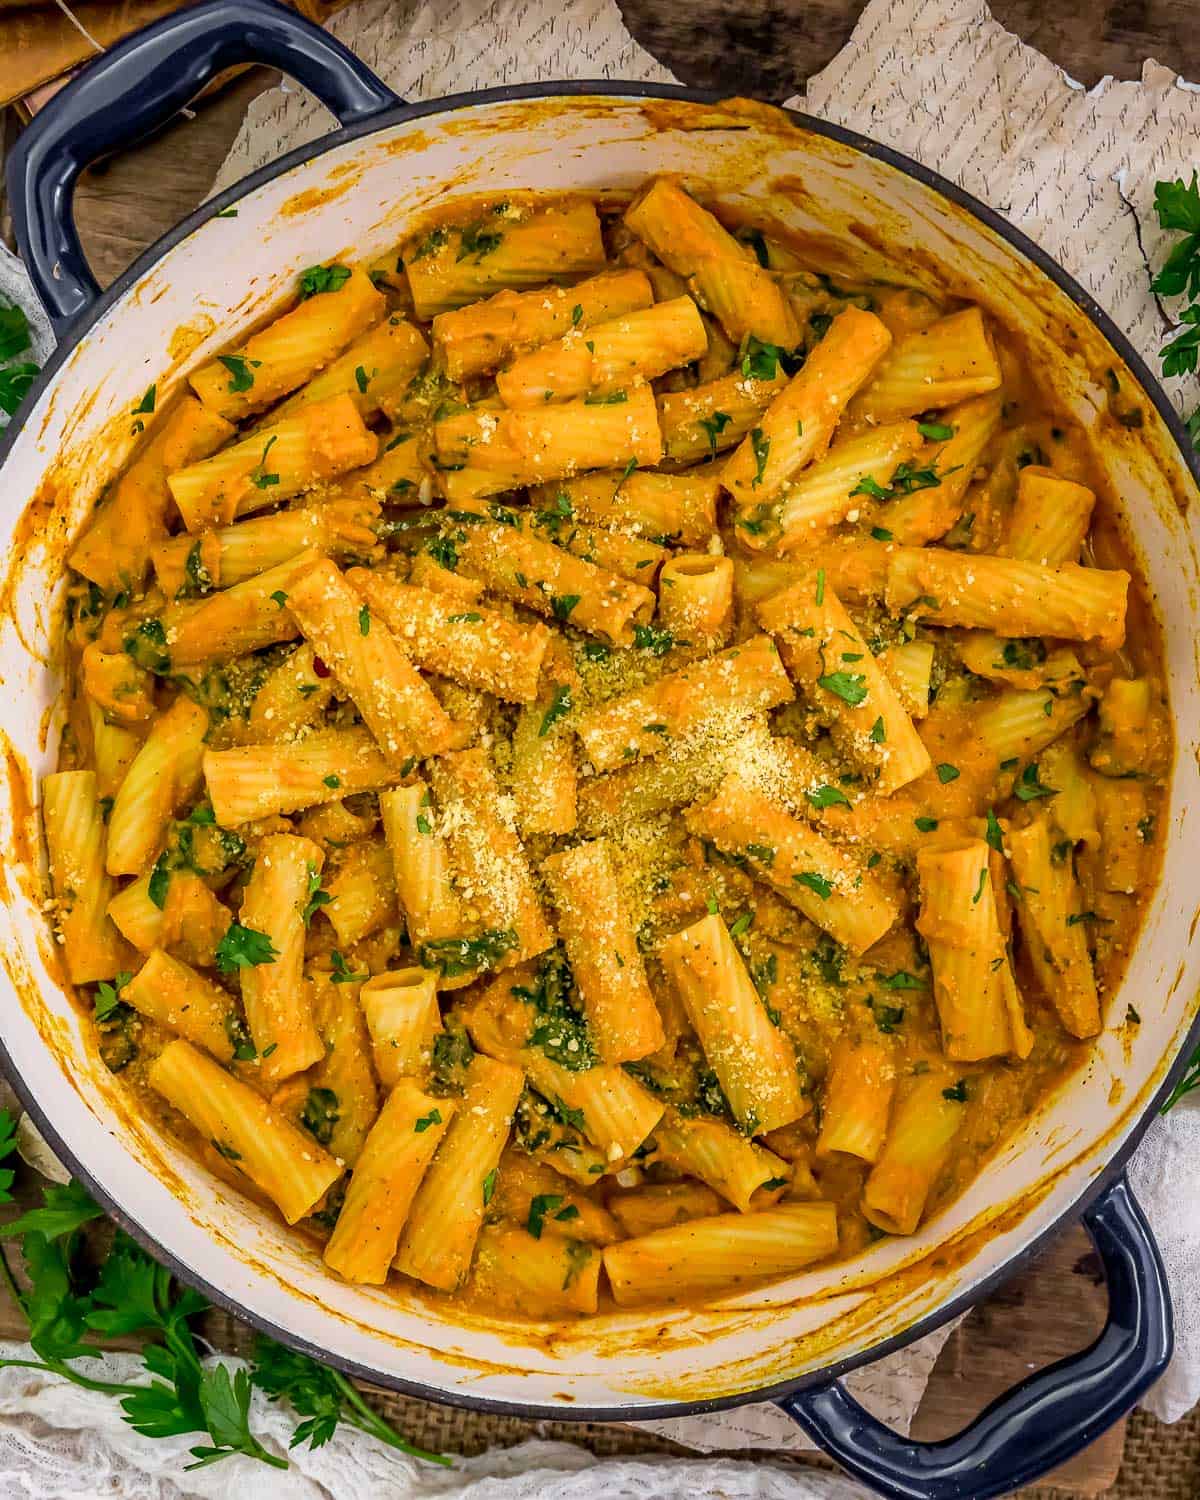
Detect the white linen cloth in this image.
<box><xmin>0</xmin><ymin>0</ymin><xmax>1195</xmax><ymax>1491</ymax></box>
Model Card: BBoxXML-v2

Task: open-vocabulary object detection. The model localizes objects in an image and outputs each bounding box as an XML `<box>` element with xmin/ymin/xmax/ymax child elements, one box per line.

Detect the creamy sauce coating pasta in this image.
<box><xmin>45</xmin><ymin>183</ymin><xmax>1169</xmax><ymax>1317</ymax></box>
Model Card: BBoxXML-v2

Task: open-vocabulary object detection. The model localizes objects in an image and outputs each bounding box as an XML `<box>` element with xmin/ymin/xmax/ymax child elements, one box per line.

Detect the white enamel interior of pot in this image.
<box><xmin>0</xmin><ymin>93</ymin><xmax>1197</xmax><ymax>1412</ymax></box>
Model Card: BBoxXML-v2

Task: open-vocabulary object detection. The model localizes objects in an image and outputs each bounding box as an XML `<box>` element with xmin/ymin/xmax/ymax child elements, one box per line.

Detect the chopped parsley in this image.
<box><xmin>215</xmin><ymin>923</ymin><xmax>278</xmax><ymax>973</ymax></box>
<box><xmin>699</xmin><ymin>410</ymin><xmax>732</xmax><ymax>454</ymax></box>
<box><xmin>807</xmin><ymin>784</ymin><xmax>850</xmax><ymax>809</ymax></box>
<box><xmin>817</xmin><ymin>671</ymin><xmax>868</xmax><ymax>707</ymax></box>
<box><xmin>218</xmin><ymin>354</ymin><xmax>259</xmax><ymax>393</ymax></box>
<box><xmin>419</xmin><ymin>928</ymin><xmax>518</xmax><ymax>978</ymax></box>
<box><xmin>539</xmin><ymin>684</ymin><xmax>573</xmax><ymax>737</ymax></box>
<box><xmin>749</xmin><ymin>427</ymin><xmax>770</xmax><ymax>487</ymax></box>
<box><xmin>300</xmin><ymin>1088</ymin><xmax>340</xmax><ymax>1146</ymax></box>
<box><xmin>329</xmin><ymin>950</ymin><xmax>367</xmax><ymax>984</ymax></box>
<box><xmin>936</xmin><ymin>763</ymin><xmax>960</xmax><ymax>784</ymax></box>
<box><xmin>298</xmin><ymin>263</ymin><xmax>351</xmax><ymax>298</ymax></box>
<box><xmin>794</xmin><ymin>871</ymin><xmax>834</xmax><ymax>900</ymax></box>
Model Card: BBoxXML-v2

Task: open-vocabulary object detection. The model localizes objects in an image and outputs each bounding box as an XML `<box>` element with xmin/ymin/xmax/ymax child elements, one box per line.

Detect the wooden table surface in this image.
<box><xmin>0</xmin><ymin>1</ymin><xmax>1195</xmax><ymax>1493</ymax></box>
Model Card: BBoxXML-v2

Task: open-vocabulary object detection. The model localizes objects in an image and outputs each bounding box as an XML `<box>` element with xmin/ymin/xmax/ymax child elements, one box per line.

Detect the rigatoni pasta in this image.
<box><xmin>48</xmin><ymin>187</ymin><xmax>1167</xmax><ymax>1318</ymax></box>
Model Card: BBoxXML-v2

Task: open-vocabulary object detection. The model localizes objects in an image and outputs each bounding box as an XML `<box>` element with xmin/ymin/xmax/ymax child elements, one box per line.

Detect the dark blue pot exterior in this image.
<box><xmin>1</xmin><ymin>4</ymin><xmax>1192</xmax><ymax>1496</ymax></box>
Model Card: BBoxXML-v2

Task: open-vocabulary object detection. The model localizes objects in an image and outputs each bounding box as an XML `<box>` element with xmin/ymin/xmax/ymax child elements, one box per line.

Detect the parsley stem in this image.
<box><xmin>0</xmin><ymin>1356</ymin><xmax>147</xmax><ymax>1396</ymax></box>
<box><xmin>331</xmin><ymin>1369</ymin><xmax>451</xmax><ymax>1465</ymax></box>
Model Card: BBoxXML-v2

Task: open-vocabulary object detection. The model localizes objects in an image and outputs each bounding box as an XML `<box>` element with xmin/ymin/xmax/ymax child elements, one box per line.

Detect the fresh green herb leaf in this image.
<box><xmin>300</xmin><ymin>1088</ymin><xmax>340</xmax><ymax>1146</ymax></box>
<box><xmin>1014</xmin><ymin>762</ymin><xmax>1057</xmax><ymax>802</ymax></box>
<box><xmin>807</xmin><ymin>784</ymin><xmax>850</xmax><ymax>809</ymax></box>
<box><xmin>0</xmin><ymin>302</ymin><xmax>32</xmax><ymax>362</ymax></box>
<box><xmin>869</xmin><ymin>716</ymin><xmax>886</xmax><ymax>744</ymax></box>
<box><xmin>414</xmin><ymin>1108</ymin><xmax>442</xmax><ymax>1134</ymax></box>
<box><xmin>699</xmin><ymin>410</ymin><xmax>732</xmax><ymax>454</ymax></box>
<box><xmin>147</xmin><ymin>853</ymin><xmax>171</xmax><ymax>911</ymax></box>
<box><xmin>972</xmin><ymin>866</ymin><xmax>988</xmax><ymax>904</ymax></box>
<box><xmin>917</xmin><ymin>420</ymin><xmax>955</xmax><ymax>441</ymax></box>
<box><xmin>215</xmin><ymin>923</ymin><xmax>279</xmax><ymax>973</ymax></box>
<box><xmin>329</xmin><ymin>950</ymin><xmax>367</xmax><ymax>985</ymax></box>
<box><xmin>217</xmin><ymin>355</ymin><xmax>258</xmax><ymax>393</ymax></box>
<box><xmin>794</xmin><ymin>871</ymin><xmax>833</xmax><ymax>900</ymax></box>
<box><xmin>132</xmin><ymin>384</ymin><xmax>156</xmax><ymax>416</ymax></box>
<box><xmin>870</xmin><ymin>526</ymin><xmax>893</xmax><ymax>541</ymax></box>
<box><xmin>298</xmin><ymin>264</ymin><xmax>352</xmax><ymax>299</ymax></box>
<box><xmin>914</xmin><ymin>815</ymin><xmax>939</xmax><ymax>832</ymax></box>
<box><xmin>539</xmin><ymin>684</ymin><xmax>573</xmax><ymax>737</ymax></box>
<box><xmin>749</xmin><ymin>427</ymin><xmax>770</xmax><ymax>487</ymax></box>
<box><xmin>527</xmin><ymin>1193</ymin><xmax>563</xmax><ymax>1239</ymax></box>
<box><xmin>551</xmin><ymin>593</ymin><xmax>581</xmax><ymax>621</ymax></box>
<box><xmin>936</xmin><ymin>762</ymin><xmax>960</xmax><ymax>784</ymax></box>
<box><xmin>741</xmin><ymin>336</ymin><xmax>784</xmax><ymax>381</ymax></box>
<box><xmin>632</xmin><ymin>622</ymin><xmax>675</xmax><ymax>656</ymax></box>
<box><xmin>0</xmin><ymin>361</ymin><xmax>38</xmax><ymax>416</ymax></box>
<box><xmin>746</xmin><ymin>842</ymin><xmax>776</xmax><ymax>866</ymax></box>
<box><xmin>817</xmin><ymin>670</ymin><xmax>868</xmax><ymax>706</ymax></box>
<box><xmin>419</xmin><ymin>928</ymin><xmax>518</xmax><ymax>978</ymax></box>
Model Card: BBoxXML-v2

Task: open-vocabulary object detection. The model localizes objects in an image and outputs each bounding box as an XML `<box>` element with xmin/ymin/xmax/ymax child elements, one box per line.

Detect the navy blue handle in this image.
<box><xmin>779</xmin><ymin>1175</ymin><xmax>1172</xmax><ymax>1500</ymax></box>
<box><xmin>6</xmin><ymin>0</ymin><xmax>400</xmax><ymax>336</ymax></box>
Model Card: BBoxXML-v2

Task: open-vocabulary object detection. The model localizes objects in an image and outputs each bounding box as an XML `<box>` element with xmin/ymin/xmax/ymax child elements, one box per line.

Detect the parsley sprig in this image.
<box><xmin>0</xmin><ymin>1120</ymin><xmax>447</xmax><ymax>1469</ymax></box>
<box><xmin>1152</xmin><ymin>175</ymin><xmax>1200</xmax><ymax>442</ymax></box>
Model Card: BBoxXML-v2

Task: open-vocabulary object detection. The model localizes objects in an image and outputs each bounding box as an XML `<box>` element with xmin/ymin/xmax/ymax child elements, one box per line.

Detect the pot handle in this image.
<box><xmin>777</xmin><ymin>1175</ymin><xmax>1172</xmax><ymax>1500</ymax></box>
<box><xmin>6</xmin><ymin>0</ymin><xmax>400</xmax><ymax>335</ymax></box>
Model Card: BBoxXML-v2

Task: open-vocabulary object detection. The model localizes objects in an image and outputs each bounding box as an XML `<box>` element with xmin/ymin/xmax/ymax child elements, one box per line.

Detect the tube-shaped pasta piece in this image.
<box><xmin>124</xmin><ymin>949</ymin><xmax>236</xmax><ymax>1061</ymax></box>
<box><xmin>394</xmin><ymin>1054</ymin><xmax>524</xmax><ymax>1291</ymax></box>
<box><xmin>238</xmin><ymin>833</ymin><xmax>325</xmax><ymax>1084</ymax></box>
<box><xmin>323</xmin><ymin>1078</ymin><xmax>454</xmax><ymax>1284</ymax></box>
<box><xmin>608</xmin><ymin>1181</ymin><xmax>726</xmax><ymax>1237</ymax></box>
<box><xmin>152</xmin><ymin>496</ymin><xmax>381</xmax><ymax>596</ymax></box>
<box><xmin>1091</xmin><ymin>774</ymin><xmax>1147</xmax><ymax>895</ymax></box>
<box><xmin>267</xmin><ymin>314</ymin><xmax>428</xmax><ymax>423</ymax></box>
<box><xmin>862</xmin><ymin>1072</ymin><xmax>965</xmax><ymax>1235</ymax></box>
<box><xmin>359</xmin><ymin>968</ymin><xmax>442</xmax><ymax>1084</ymax></box>
<box><xmin>1040</xmin><ymin>741</ymin><xmax>1101</xmax><ymax>850</ymax></box>
<box><xmin>656</xmin><ymin>554</ymin><xmax>733</xmax><ymax>654</ymax></box>
<box><xmin>624</xmin><ymin>177</ymin><xmax>801</xmax><ymax>347</ymax></box>
<box><xmin>884</xmin><ymin>393</ymin><xmax>1003</xmax><ymax>545</ymax></box>
<box><xmin>434</xmin><ymin>384</ymin><xmax>662</xmax><ymax>492</ymax></box>
<box><xmin>657</xmin><ymin>368</ymin><xmax>787</xmax><ymax>465</ymax></box>
<box><xmin>511</xmin><ymin>689</ymin><xmax>578</xmax><ymax>837</ymax></box>
<box><xmin>531</xmin><ymin>467</ymin><xmax>718</xmax><ymax>546</ymax></box>
<box><xmin>541</xmin><ymin>840</ymin><xmax>663</xmax><ymax>1063</ymax></box>
<box><xmin>686</xmin><ymin>777</ymin><xmax>899</xmax><ymax>954</ymax></box>
<box><xmin>433</xmin><ymin>268</ymin><xmax>655</xmax><ymax>380</ymax></box>
<box><xmin>404</xmin><ymin>199</ymin><xmax>607</xmax><ymax>320</ymax></box>
<box><xmin>974</xmin><ymin>684</ymin><xmax>1095</xmax><ymax>765</ymax></box>
<box><xmin>69</xmin><ymin>397</ymin><xmax>234</xmax><ymax>592</ymax></box>
<box><xmin>426</xmin><ymin>748</ymin><xmax>554</xmax><ymax>971</ymax></box>
<box><xmin>660</xmin><ymin>914</ymin><xmax>805</xmax><ymax>1134</ymax></box>
<box><xmin>879</xmin><ymin>640</ymin><xmax>935</xmax><ymax>719</ymax></box>
<box><xmin>652</xmin><ymin>1107</ymin><xmax>790</xmax><ymax>1213</ymax></box>
<box><xmin>776</xmin><ymin>421</ymin><xmax>924</xmax><ymax>548</ymax></box>
<box><xmin>603</xmin><ymin>1202</ymin><xmax>839</xmax><ymax>1306</ymax></box>
<box><xmin>1091</xmin><ymin>677</ymin><xmax>1157</xmax><ymax>778</ymax></box>
<box><xmin>884</xmin><ymin>548</ymin><xmax>1129</xmax><ymax>649</ymax></box>
<box><xmin>496</xmin><ymin>296</ymin><xmax>708</xmax><ymax>408</ymax></box>
<box><xmin>487</xmin><ymin>1151</ymin><xmax>620</xmax><ymax>1244</ymax></box>
<box><xmin>408</xmin><ymin>552</ymin><xmax>483</xmax><ymax>601</ymax></box>
<box><xmin>168</xmin><ymin>395</ymin><xmax>378</xmax><ymax>531</ymax></box>
<box><xmin>81</xmin><ymin>645</ymin><xmax>155</xmax><ymax>724</ymax></box>
<box><xmin>159</xmin><ymin>550</ymin><xmax>318</xmax><ymax>667</ymax></box>
<box><xmin>323</xmin><ymin>838</ymin><xmax>397</xmax><ymax>948</ymax></box>
<box><xmin>1006</xmin><ymin>819</ymin><xmax>1101</xmax><ymax>1038</ymax></box>
<box><xmin>529</xmin><ymin>511</ymin><xmax>666</xmax><ymax>583</ymax></box>
<box><xmin>149</xmin><ymin>1040</ymin><xmax>340</xmax><ymax>1223</ymax></box>
<box><xmin>42</xmin><ymin>770</ymin><xmax>132</xmax><ymax>984</ymax></box>
<box><xmin>378</xmin><ymin>783</ymin><xmax>465</xmax><ymax>955</ymax></box>
<box><xmin>955</xmin><ymin>635</ymin><xmax>1083</xmax><ymax>693</ymax></box>
<box><xmin>723</xmin><ymin>308</ymin><xmax>892</xmax><ymax>520</ymax></box>
<box><xmin>286</xmin><ymin>556</ymin><xmax>462</xmax><ymax>763</ymax></box>
<box><xmin>86</xmin><ymin>701</ymin><xmax>140</xmax><ymax>800</ymax></box>
<box><xmin>106</xmin><ymin>697</ymin><xmax>208</xmax><ymax>876</ymax></box>
<box><xmin>464</xmin><ymin>980</ymin><xmax>662</xmax><ymax>1161</ymax></box>
<box><xmin>204</xmin><ymin>727</ymin><xmax>395</xmax><ymax>827</ymax></box>
<box><xmin>452</xmin><ymin>513</ymin><xmax>655</xmax><ymax>645</ymax></box>
<box><xmin>189</xmin><ymin>269</ymin><xmax>384</xmax><ymax>420</ymax></box>
<box><xmin>916</xmin><ymin>839</ymin><xmax>1032</xmax><ymax>1061</ymax></box>
<box><xmin>346</xmin><ymin>568</ymin><xmax>550</xmax><ymax>703</ymax></box>
<box><xmin>470</xmin><ymin>1223</ymin><xmax>600</xmax><ymax>1315</ymax></box>
<box><xmin>302</xmin><ymin>970</ymin><xmax>380</xmax><ymax>1167</ymax></box>
<box><xmin>1004</xmin><ymin>465</ymin><xmax>1097</xmax><ymax>565</ymax></box>
<box><xmin>846</xmin><ymin>307</ymin><xmax>1002</xmax><ymax>425</ymax></box>
<box><xmin>106</xmin><ymin>869</ymin><xmax>224</xmax><ymax>961</ymax></box>
<box><xmin>511</xmin><ymin>1090</ymin><xmax>610</xmax><ymax>1183</ymax></box>
<box><xmin>575</xmin><ymin>635</ymin><xmax>793</xmax><ymax>772</ymax></box>
<box><xmin>246</xmin><ymin>642</ymin><xmax>335</xmax><ymax>743</ymax></box>
<box><xmin>816</xmin><ymin>1037</ymin><xmax>895</xmax><ymax>1164</ymax></box>
<box><xmin>757</xmin><ymin>579</ymin><xmax>930</xmax><ymax>793</ymax></box>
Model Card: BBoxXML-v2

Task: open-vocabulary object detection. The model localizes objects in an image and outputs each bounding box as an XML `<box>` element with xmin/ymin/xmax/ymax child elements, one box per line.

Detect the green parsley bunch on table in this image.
<box><xmin>0</xmin><ymin>1109</ymin><xmax>448</xmax><ymax>1472</ymax></box>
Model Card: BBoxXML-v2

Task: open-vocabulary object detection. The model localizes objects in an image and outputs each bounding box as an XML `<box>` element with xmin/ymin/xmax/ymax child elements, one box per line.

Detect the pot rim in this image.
<box><xmin>1</xmin><ymin>77</ymin><xmax>1198</xmax><ymax>1423</ymax></box>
